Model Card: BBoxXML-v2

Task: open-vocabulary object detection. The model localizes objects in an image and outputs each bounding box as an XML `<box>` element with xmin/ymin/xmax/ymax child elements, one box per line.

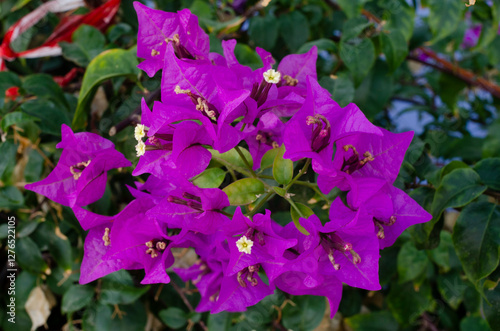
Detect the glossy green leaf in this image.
<box><xmin>159</xmin><ymin>307</ymin><xmax>188</xmax><ymax>329</ymax></box>
<box><xmin>23</xmin><ymin>74</ymin><xmax>69</xmax><ymax>111</ymax></box>
<box><xmin>453</xmin><ymin>202</ymin><xmax>500</xmax><ymax>284</ymax></box>
<box><xmin>380</xmin><ymin>29</ymin><xmax>408</xmax><ymax>72</ymax></box>
<box><xmin>290</xmin><ymin>202</ymin><xmax>313</xmax><ymax>235</ymax></box>
<box><xmin>273</xmin><ymin>145</ymin><xmax>293</xmax><ymax>185</ymax></box>
<box><xmin>248</xmin><ymin>15</ymin><xmax>279</xmax><ymax>50</ymax></box>
<box><xmin>223</xmin><ymin>178</ymin><xmax>265</xmax><ymax>206</ymax></box>
<box><xmin>0</xmin><ymin>140</ymin><xmax>17</xmax><ymax>180</ymax></box>
<box><xmin>474</xmin><ymin>158</ymin><xmax>500</xmax><ymax>191</ymax></box>
<box><xmin>387</xmin><ymin>281</ymin><xmax>436</xmax><ymax>326</ymax></box>
<box><xmin>61</xmin><ymin>285</ymin><xmax>94</xmax><ymax>313</ymax></box>
<box><xmin>210</xmin><ymin>147</ymin><xmax>253</xmax><ymax>170</ymax></box>
<box><xmin>282</xmin><ymin>295</ymin><xmax>325</xmax><ymax>331</ymax></box>
<box><xmin>0</xmin><ymin>111</ymin><xmax>40</xmax><ymax>132</ymax></box>
<box><xmin>397</xmin><ymin>241</ymin><xmax>430</xmax><ymax>283</ymax></box>
<box><xmin>60</xmin><ymin>25</ymin><xmax>106</xmax><ymax>67</ymax></box>
<box><xmin>73</xmin><ymin>48</ymin><xmax>139</xmax><ymax>130</ymax></box>
<box><xmin>260</xmin><ymin>148</ymin><xmax>280</xmax><ymax>170</ymax></box>
<box><xmin>99</xmin><ymin>270</ymin><xmax>149</xmax><ymax>305</ymax></box>
<box><xmin>192</xmin><ymin>168</ymin><xmax>226</xmax><ymax>188</ymax></box>
<box><xmin>0</xmin><ymin>186</ymin><xmax>25</xmax><ymax>209</ymax></box>
<box><xmin>341</xmin><ymin>17</ymin><xmax>372</xmax><ymax>42</ymax></box>
<box><xmin>383</xmin><ymin>1</ymin><xmax>415</xmax><ymax>41</ymax></box>
<box><xmin>21</xmin><ymin>99</ymin><xmax>71</xmax><ymax>136</ymax></box>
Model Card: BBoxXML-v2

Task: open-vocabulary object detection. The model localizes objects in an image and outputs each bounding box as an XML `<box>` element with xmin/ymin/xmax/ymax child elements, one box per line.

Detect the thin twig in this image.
<box><xmin>171</xmin><ymin>282</ymin><xmax>208</xmax><ymax>331</ymax></box>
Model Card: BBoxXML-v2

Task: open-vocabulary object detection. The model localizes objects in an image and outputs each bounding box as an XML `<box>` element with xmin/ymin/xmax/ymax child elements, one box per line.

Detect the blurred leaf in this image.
<box><xmin>428</xmin><ymin>0</ymin><xmax>463</xmax><ymax>43</ymax></box>
<box><xmin>340</xmin><ymin>38</ymin><xmax>376</xmax><ymax>85</ymax></box>
<box><xmin>460</xmin><ymin>316</ymin><xmax>491</xmax><ymax>331</ymax></box>
<box><xmin>0</xmin><ymin>71</ymin><xmax>21</xmax><ymax>108</ymax></box>
<box><xmin>207</xmin><ymin>312</ymin><xmax>232</xmax><ymax>330</ymax></box>
<box><xmin>429</xmin><ymin>231</ymin><xmax>460</xmax><ymax>273</ymax></box>
<box><xmin>108</xmin><ymin>23</ymin><xmax>133</xmax><ymax>43</ymax></box>
<box><xmin>23</xmin><ymin>74</ymin><xmax>69</xmax><ymax>111</ymax></box>
<box><xmin>354</xmin><ymin>60</ymin><xmax>393</xmax><ymax>118</ymax></box>
<box><xmin>319</xmin><ymin>74</ymin><xmax>355</xmax><ymax>107</ymax></box>
<box><xmin>453</xmin><ymin>202</ymin><xmax>500</xmax><ymax>286</ymax></box>
<box><xmin>62</xmin><ymin>285</ymin><xmax>94</xmax><ymax>313</ymax></box>
<box><xmin>338</xmin><ymin>286</ymin><xmax>362</xmax><ymax>317</ymax></box>
<box><xmin>297</xmin><ymin>39</ymin><xmax>337</xmax><ymax>54</ymax></box>
<box><xmin>0</xmin><ymin>186</ymin><xmax>25</xmax><ymax>209</ymax></box>
<box><xmin>437</xmin><ymin>271</ymin><xmax>468</xmax><ymax>310</ymax></box>
<box><xmin>60</xmin><ymin>25</ymin><xmax>106</xmax><ymax>67</ymax></box>
<box><xmin>1</xmin><ymin>111</ymin><xmax>40</xmax><ymax>132</ymax></box>
<box><xmin>192</xmin><ymin>168</ymin><xmax>226</xmax><ymax>188</ymax></box>
<box><xmin>0</xmin><ymin>140</ymin><xmax>17</xmax><ymax>180</ymax></box>
<box><xmin>159</xmin><ymin>307</ymin><xmax>187</xmax><ymax>329</ymax></box>
<box><xmin>260</xmin><ymin>148</ymin><xmax>280</xmax><ymax>170</ymax></box>
<box><xmin>279</xmin><ymin>11</ymin><xmax>310</xmax><ymax>52</ymax></box>
<box><xmin>100</xmin><ymin>270</ymin><xmax>149</xmax><ymax>305</ymax></box>
<box><xmin>380</xmin><ymin>30</ymin><xmax>408</xmax><ymax>72</ymax></box>
<box><xmin>223</xmin><ymin>178</ymin><xmax>265</xmax><ymax>205</ymax></box>
<box><xmin>273</xmin><ymin>145</ymin><xmax>293</xmax><ymax>185</ymax></box>
<box><xmin>21</xmin><ymin>100</ymin><xmax>71</xmax><ymax>136</ymax></box>
<box><xmin>345</xmin><ymin>311</ymin><xmax>398</xmax><ymax>331</ymax></box>
<box><xmin>397</xmin><ymin>241</ymin><xmax>430</xmax><ymax>283</ymax></box>
<box><xmin>73</xmin><ymin>48</ymin><xmax>139</xmax><ymax>130</ymax></box>
<box><xmin>474</xmin><ymin>158</ymin><xmax>500</xmax><ymax>191</ymax></box>
<box><xmin>282</xmin><ymin>295</ymin><xmax>325</xmax><ymax>331</ymax></box>
<box><xmin>336</xmin><ymin>0</ymin><xmax>369</xmax><ymax>18</ymax></box>
<box><xmin>482</xmin><ymin>284</ymin><xmax>500</xmax><ymax>331</ymax></box>
<box><xmin>83</xmin><ymin>301</ymin><xmax>147</xmax><ymax>330</ymax></box>
<box><xmin>16</xmin><ymin>237</ymin><xmax>46</xmax><ymax>273</ymax></box>
<box><xmin>342</xmin><ymin>17</ymin><xmax>371</xmax><ymax>42</ymax></box>
<box><xmin>249</xmin><ymin>15</ymin><xmax>279</xmax><ymax>50</ymax></box>
<box><xmin>290</xmin><ymin>202</ymin><xmax>313</xmax><ymax>235</ymax></box>
<box><xmin>383</xmin><ymin>1</ymin><xmax>415</xmax><ymax>41</ymax></box>
<box><xmin>387</xmin><ymin>281</ymin><xmax>436</xmax><ymax>326</ymax></box>
<box><xmin>211</xmin><ymin>147</ymin><xmax>253</xmax><ymax>169</ymax></box>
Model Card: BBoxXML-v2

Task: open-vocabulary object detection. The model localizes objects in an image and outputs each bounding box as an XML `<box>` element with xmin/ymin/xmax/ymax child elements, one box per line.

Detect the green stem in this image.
<box><xmin>240</xmin><ymin>123</ymin><xmax>247</xmax><ymax>132</ymax></box>
<box><xmin>286</xmin><ymin>198</ymin><xmax>305</xmax><ymax>218</ymax></box>
<box><xmin>248</xmin><ymin>191</ymin><xmax>274</xmax><ymax>217</ymax></box>
<box><xmin>212</xmin><ymin>155</ymin><xmax>253</xmax><ymax>178</ymax></box>
<box><xmin>295</xmin><ymin>181</ymin><xmax>330</xmax><ymax>205</ymax></box>
<box><xmin>218</xmin><ymin>209</ymin><xmax>234</xmax><ymax>217</ymax></box>
<box><xmin>235</xmin><ymin>146</ymin><xmax>257</xmax><ymax>178</ymax></box>
<box><xmin>285</xmin><ymin>159</ymin><xmax>311</xmax><ymax>191</ymax></box>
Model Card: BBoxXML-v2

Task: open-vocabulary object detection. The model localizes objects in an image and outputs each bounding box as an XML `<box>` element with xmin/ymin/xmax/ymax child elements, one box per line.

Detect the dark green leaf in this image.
<box><xmin>380</xmin><ymin>29</ymin><xmax>408</xmax><ymax>72</ymax></box>
<box><xmin>341</xmin><ymin>17</ymin><xmax>371</xmax><ymax>42</ymax></box>
<box><xmin>336</xmin><ymin>0</ymin><xmax>369</xmax><ymax>18</ymax></box>
<box><xmin>437</xmin><ymin>271</ymin><xmax>468</xmax><ymax>310</ymax></box>
<box><xmin>248</xmin><ymin>15</ymin><xmax>279</xmax><ymax>50</ymax></box>
<box><xmin>0</xmin><ymin>71</ymin><xmax>21</xmax><ymax>108</ymax></box>
<box><xmin>397</xmin><ymin>241</ymin><xmax>430</xmax><ymax>283</ymax></box>
<box><xmin>21</xmin><ymin>100</ymin><xmax>71</xmax><ymax>136</ymax></box>
<box><xmin>383</xmin><ymin>1</ymin><xmax>415</xmax><ymax>41</ymax></box>
<box><xmin>282</xmin><ymin>295</ymin><xmax>325</xmax><ymax>331</ymax></box>
<box><xmin>159</xmin><ymin>307</ymin><xmax>187</xmax><ymax>329</ymax></box>
<box><xmin>387</xmin><ymin>281</ymin><xmax>436</xmax><ymax>326</ymax></box>
<box><xmin>453</xmin><ymin>202</ymin><xmax>500</xmax><ymax>284</ymax></box>
<box><xmin>340</xmin><ymin>38</ymin><xmax>376</xmax><ymax>85</ymax></box>
<box><xmin>482</xmin><ymin>284</ymin><xmax>500</xmax><ymax>331</ymax></box>
<box><xmin>474</xmin><ymin>158</ymin><xmax>500</xmax><ymax>191</ymax></box>
<box><xmin>290</xmin><ymin>202</ymin><xmax>313</xmax><ymax>235</ymax></box>
<box><xmin>428</xmin><ymin>0</ymin><xmax>463</xmax><ymax>43</ymax></box>
<box><xmin>0</xmin><ymin>186</ymin><xmax>25</xmax><ymax>209</ymax></box>
<box><xmin>279</xmin><ymin>11</ymin><xmax>310</xmax><ymax>52</ymax></box>
<box><xmin>1</xmin><ymin>111</ymin><xmax>40</xmax><ymax>132</ymax></box>
<box><xmin>319</xmin><ymin>74</ymin><xmax>355</xmax><ymax>107</ymax></box>
<box><xmin>60</xmin><ymin>25</ymin><xmax>106</xmax><ymax>67</ymax></box>
<box><xmin>100</xmin><ymin>270</ymin><xmax>149</xmax><ymax>305</ymax></box>
<box><xmin>223</xmin><ymin>178</ymin><xmax>265</xmax><ymax>205</ymax></box>
<box><xmin>61</xmin><ymin>285</ymin><xmax>94</xmax><ymax>313</ymax></box>
<box><xmin>0</xmin><ymin>140</ymin><xmax>17</xmax><ymax>180</ymax></box>
<box><xmin>345</xmin><ymin>311</ymin><xmax>398</xmax><ymax>331</ymax></box>
<box><xmin>460</xmin><ymin>316</ymin><xmax>491</xmax><ymax>331</ymax></box>
<box><xmin>23</xmin><ymin>74</ymin><xmax>69</xmax><ymax>111</ymax></box>
<box><xmin>297</xmin><ymin>39</ymin><xmax>337</xmax><ymax>54</ymax></box>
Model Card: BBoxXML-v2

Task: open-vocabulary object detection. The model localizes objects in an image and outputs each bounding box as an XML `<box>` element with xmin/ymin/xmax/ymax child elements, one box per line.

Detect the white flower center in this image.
<box><xmin>135</xmin><ymin>140</ymin><xmax>146</xmax><ymax>157</ymax></box>
<box><xmin>236</xmin><ymin>236</ymin><xmax>254</xmax><ymax>254</ymax></box>
<box><xmin>263</xmin><ymin>69</ymin><xmax>281</xmax><ymax>84</ymax></box>
<box><xmin>134</xmin><ymin>124</ymin><xmax>147</xmax><ymax>141</ymax></box>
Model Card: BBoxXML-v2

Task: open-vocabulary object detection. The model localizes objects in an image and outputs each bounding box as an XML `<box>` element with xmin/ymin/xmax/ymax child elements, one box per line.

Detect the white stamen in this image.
<box><xmin>135</xmin><ymin>140</ymin><xmax>146</xmax><ymax>157</ymax></box>
<box><xmin>236</xmin><ymin>236</ymin><xmax>254</xmax><ymax>254</ymax></box>
<box><xmin>102</xmin><ymin>227</ymin><xmax>111</xmax><ymax>246</ymax></box>
<box><xmin>175</xmin><ymin>85</ymin><xmax>191</xmax><ymax>95</ymax></box>
<box><xmin>263</xmin><ymin>69</ymin><xmax>281</xmax><ymax>84</ymax></box>
<box><xmin>134</xmin><ymin>124</ymin><xmax>147</xmax><ymax>141</ymax></box>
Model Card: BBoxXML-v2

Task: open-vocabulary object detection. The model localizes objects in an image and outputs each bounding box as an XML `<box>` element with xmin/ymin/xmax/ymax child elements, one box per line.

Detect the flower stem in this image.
<box><xmin>248</xmin><ymin>191</ymin><xmax>274</xmax><ymax>217</ymax></box>
<box><xmin>285</xmin><ymin>158</ymin><xmax>311</xmax><ymax>191</ymax></box>
<box><xmin>235</xmin><ymin>145</ymin><xmax>257</xmax><ymax>178</ymax></box>
<box><xmin>286</xmin><ymin>197</ymin><xmax>305</xmax><ymax>218</ymax></box>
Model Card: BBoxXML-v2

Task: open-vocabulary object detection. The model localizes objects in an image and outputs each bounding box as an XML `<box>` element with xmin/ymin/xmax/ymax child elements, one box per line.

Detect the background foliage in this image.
<box><xmin>1</xmin><ymin>0</ymin><xmax>500</xmax><ymax>330</ymax></box>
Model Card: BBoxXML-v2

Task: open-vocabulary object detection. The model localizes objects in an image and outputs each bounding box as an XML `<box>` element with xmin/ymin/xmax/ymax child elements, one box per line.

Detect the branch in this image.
<box><xmin>108</xmin><ymin>88</ymin><xmax>161</xmax><ymax>136</ymax></box>
<box><xmin>170</xmin><ymin>282</ymin><xmax>208</xmax><ymax>331</ymax></box>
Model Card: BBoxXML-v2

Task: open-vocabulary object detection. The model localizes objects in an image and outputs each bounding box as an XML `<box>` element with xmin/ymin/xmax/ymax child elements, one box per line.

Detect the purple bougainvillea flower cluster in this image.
<box><xmin>25</xmin><ymin>2</ymin><xmax>431</xmax><ymax>317</ymax></box>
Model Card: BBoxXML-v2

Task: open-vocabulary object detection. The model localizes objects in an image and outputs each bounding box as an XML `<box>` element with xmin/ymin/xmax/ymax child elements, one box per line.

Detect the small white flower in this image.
<box><xmin>236</xmin><ymin>236</ymin><xmax>254</xmax><ymax>254</ymax></box>
<box><xmin>135</xmin><ymin>140</ymin><xmax>146</xmax><ymax>157</ymax></box>
<box><xmin>134</xmin><ymin>124</ymin><xmax>146</xmax><ymax>141</ymax></box>
<box><xmin>263</xmin><ymin>69</ymin><xmax>281</xmax><ymax>84</ymax></box>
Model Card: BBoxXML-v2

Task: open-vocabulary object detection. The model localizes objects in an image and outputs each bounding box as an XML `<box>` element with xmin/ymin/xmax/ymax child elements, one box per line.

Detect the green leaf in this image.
<box><xmin>273</xmin><ymin>145</ymin><xmax>293</xmax><ymax>185</ymax></box>
<box><xmin>23</xmin><ymin>74</ymin><xmax>69</xmax><ymax>111</ymax></box>
<box><xmin>282</xmin><ymin>295</ymin><xmax>325</xmax><ymax>331</ymax></box>
<box><xmin>429</xmin><ymin>231</ymin><xmax>460</xmax><ymax>273</ymax></box>
<box><xmin>319</xmin><ymin>74</ymin><xmax>355</xmax><ymax>107</ymax></box>
<box><xmin>100</xmin><ymin>270</ymin><xmax>149</xmax><ymax>305</ymax></box>
<box><xmin>61</xmin><ymin>285</ymin><xmax>94</xmax><ymax>313</ymax></box>
<box><xmin>260</xmin><ymin>148</ymin><xmax>280</xmax><ymax>170</ymax></box>
<box><xmin>279</xmin><ymin>11</ymin><xmax>310</xmax><ymax>52</ymax></box>
<box><xmin>192</xmin><ymin>168</ymin><xmax>226</xmax><ymax>188</ymax></box>
<box><xmin>397</xmin><ymin>241</ymin><xmax>430</xmax><ymax>283</ymax></box>
<box><xmin>345</xmin><ymin>311</ymin><xmax>399</xmax><ymax>331</ymax></box>
<box><xmin>474</xmin><ymin>158</ymin><xmax>500</xmax><ymax>191</ymax></box>
<box><xmin>336</xmin><ymin>0</ymin><xmax>369</xmax><ymax>18</ymax></box>
<box><xmin>159</xmin><ymin>307</ymin><xmax>187</xmax><ymax>329</ymax></box>
<box><xmin>297</xmin><ymin>39</ymin><xmax>337</xmax><ymax>54</ymax></box>
<box><xmin>60</xmin><ymin>25</ymin><xmax>106</xmax><ymax>67</ymax></box>
<box><xmin>1</xmin><ymin>111</ymin><xmax>40</xmax><ymax>132</ymax></box>
<box><xmin>383</xmin><ymin>1</ymin><xmax>415</xmax><ymax>41</ymax></box>
<box><xmin>428</xmin><ymin>168</ymin><xmax>487</xmax><ymax>239</ymax></box>
<box><xmin>223</xmin><ymin>178</ymin><xmax>265</xmax><ymax>205</ymax></box>
<box><xmin>453</xmin><ymin>202</ymin><xmax>500</xmax><ymax>285</ymax></box>
<box><xmin>0</xmin><ymin>186</ymin><xmax>25</xmax><ymax>209</ymax></box>
<box><xmin>340</xmin><ymin>38</ymin><xmax>376</xmax><ymax>85</ymax></box>
<box><xmin>387</xmin><ymin>281</ymin><xmax>436</xmax><ymax>326</ymax></box>
<box><xmin>210</xmin><ymin>147</ymin><xmax>253</xmax><ymax>170</ymax></box>
<box><xmin>73</xmin><ymin>48</ymin><xmax>139</xmax><ymax>130</ymax></box>
<box><xmin>460</xmin><ymin>316</ymin><xmax>491</xmax><ymax>331</ymax></box>
<box><xmin>207</xmin><ymin>312</ymin><xmax>232</xmax><ymax>330</ymax></box>
<box><xmin>21</xmin><ymin>99</ymin><xmax>71</xmax><ymax>136</ymax></box>
<box><xmin>380</xmin><ymin>30</ymin><xmax>408</xmax><ymax>72</ymax></box>
<box><xmin>248</xmin><ymin>15</ymin><xmax>279</xmax><ymax>50</ymax></box>
<box><xmin>437</xmin><ymin>271</ymin><xmax>468</xmax><ymax>310</ymax></box>
<box><xmin>0</xmin><ymin>140</ymin><xmax>18</xmax><ymax>180</ymax></box>
<box><xmin>0</xmin><ymin>71</ymin><xmax>21</xmax><ymax>108</ymax></box>
<box><xmin>341</xmin><ymin>17</ymin><xmax>372</xmax><ymax>42</ymax></box>
<box><xmin>83</xmin><ymin>301</ymin><xmax>147</xmax><ymax>331</ymax></box>
<box><xmin>428</xmin><ymin>0</ymin><xmax>463</xmax><ymax>43</ymax></box>
<box><xmin>482</xmin><ymin>283</ymin><xmax>500</xmax><ymax>330</ymax></box>
<box><xmin>290</xmin><ymin>202</ymin><xmax>313</xmax><ymax>235</ymax></box>
<box><xmin>353</xmin><ymin>60</ymin><xmax>393</xmax><ymax>118</ymax></box>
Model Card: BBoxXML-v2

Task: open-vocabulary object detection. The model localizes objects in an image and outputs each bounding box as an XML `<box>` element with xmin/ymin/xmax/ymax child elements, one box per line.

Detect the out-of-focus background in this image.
<box><xmin>1</xmin><ymin>0</ymin><xmax>499</xmax><ymax>330</ymax></box>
